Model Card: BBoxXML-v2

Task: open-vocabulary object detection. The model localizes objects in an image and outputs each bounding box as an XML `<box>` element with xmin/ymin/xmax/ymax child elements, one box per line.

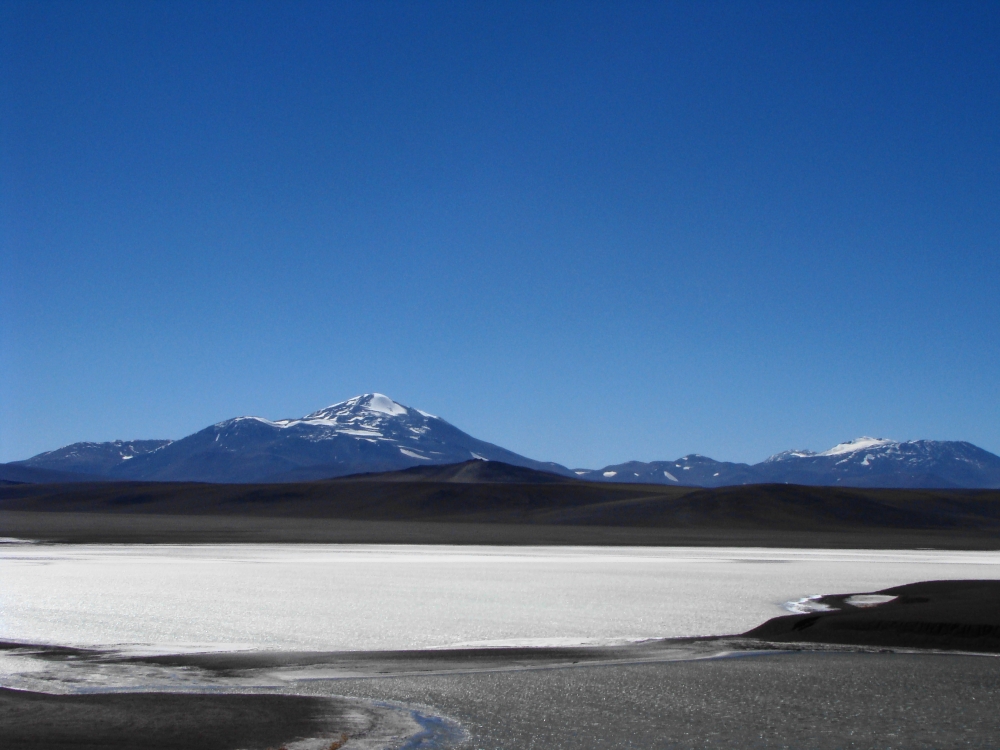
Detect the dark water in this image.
<box><xmin>393</xmin><ymin>706</ymin><xmax>467</xmax><ymax>750</ymax></box>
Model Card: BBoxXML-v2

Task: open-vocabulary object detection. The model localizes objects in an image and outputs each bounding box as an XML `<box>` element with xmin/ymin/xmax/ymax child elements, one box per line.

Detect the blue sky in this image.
<box><xmin>2</xmin><ymin>1</ymin><xmax>998</xmax><ymax>467</ymax></box>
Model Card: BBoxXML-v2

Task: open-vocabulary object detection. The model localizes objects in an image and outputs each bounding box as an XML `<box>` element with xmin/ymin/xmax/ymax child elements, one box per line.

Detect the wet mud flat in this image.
<box><xmin>5</xmin><ymin>505</ymin><xmax>1000</xmax><ymax>549</ymax></box>
<box><xmin>322</xmin><ymin>651</ymin><xmax>1000</xmax><ymax>750</ymax></box>
<box><xmin>0</xmin><ymin>688</ymin><xmax>370</xmax><ymax>750</ymax></box>
<box><xmin>5</xmin><ymin>643</ymin><xmax>1000</xmax><ymax>750</ymax></box>
<box><xmin>0</xmin><ymin>687</ymin><xmax>440</xmax><ymax>750</ymax></box>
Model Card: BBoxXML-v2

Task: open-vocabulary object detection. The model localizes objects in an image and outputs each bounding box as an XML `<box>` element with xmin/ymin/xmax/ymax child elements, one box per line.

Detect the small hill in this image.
<box><xmin>2</xmin><ymin>466</ymin><xmax>999</xmax><ymax>535</ymax></box>
<box><xmin>334</xmin><ymin>459</ymin><xmax>572</xmax><ymax>484</ymax></box>
<box><xmin>0</xmin><ymin>464</ymin><xmax>100</xmax><ymax>484</ymax></box>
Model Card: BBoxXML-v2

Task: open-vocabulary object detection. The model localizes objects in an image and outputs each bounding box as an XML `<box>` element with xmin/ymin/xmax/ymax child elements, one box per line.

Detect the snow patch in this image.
<box><xmin>470</xmin><ymin>452</ymin><xmax>487</xmax><ymax>460</ymax></box>
<box><xmin>226</xmin><ymin>416</ymin><xmax>280</xmax><ymax>427</ymax></box>
<box><xmin>784</xmin><ymin>595</ymin><xmax>836</xmax><ymax>614</ymax></box>
<box><xmin>365</xmin><ymin>394</ymin><xmax>408</xmax><ymax>416</ymax></box>
<box><xmin>845</xmin><ymin>594</ymin><xmax>897</xmax><ymax>608</ymax></box>
<box><xmin>336</xmin><ymin>429</ymin><xmax>384</xmax><ymax>438</ymax></box>
<box><xmin>663</xmin><ymin>471</ymin><xmax>679</xmax><ymax>482</ymax></box>
<box><xmin>603</xmin><ymin>471</ymin><xmax>617</xmax><ymax>477</ymax></box>
<box><xmin>819</xmin><ymin>437</ymin><xmax>895</xmax><ymax>457</ymax></box>
<box><xmin>399</xmin><ymin>448</ymin><xmax>431</xmax><ymax>460</ymax></box>
<box><xmin>765</xmin><ymin>450</ymin><xmax>816</xmax><ymax>461</ymax></box>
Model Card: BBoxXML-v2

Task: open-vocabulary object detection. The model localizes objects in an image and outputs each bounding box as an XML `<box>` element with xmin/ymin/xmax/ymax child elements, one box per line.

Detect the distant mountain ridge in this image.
<box><xmin>4</xmin><ymin>395</ymin><xmax>999</xmax><ymax>488</ymax></box>
<box><xmin>574</xmin><ymin>455</ymin><xmax>761</xmax><ymax>487</ymax></box>
<box><xmin>18</xmin><ymin>440</ymin><xmax>173</xmax><ymax>475</ymax></box>
<box><xmin>755</xmin><ymin>437</ymin><xmax>1000</xmax><ymax>488</ymax></box>
<box><xmin>578</xmin><ymin>437</ymin><xmax>1000</xmax><ymax>489</ymax></box>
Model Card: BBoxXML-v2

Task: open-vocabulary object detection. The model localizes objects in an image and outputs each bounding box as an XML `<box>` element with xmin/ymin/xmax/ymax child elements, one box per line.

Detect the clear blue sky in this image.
<box><xmin>2</xmin><ymin>1</ymin><xmax>998</xmax><ymax>467</ymax></box>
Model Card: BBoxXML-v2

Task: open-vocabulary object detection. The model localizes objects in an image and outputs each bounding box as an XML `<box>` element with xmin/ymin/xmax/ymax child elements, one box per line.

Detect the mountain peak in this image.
<box><xmin>764</xmin><ymin>437</ymin><xmax>897</xmax><ymax>463</ymax></box>
<box><xmin>300</xmin><ymin>393</ymin><xmax>412</xmax><ymax>422</ymax></box>
<box><xmin>818</xmin><ymin>437</ymin><xmax>895</xmax><ymax>457</ymax></box>
<box><xmin>363</xmin><ymin>393</ymin><xmax>408</xmax><ymax>416</ymax></box>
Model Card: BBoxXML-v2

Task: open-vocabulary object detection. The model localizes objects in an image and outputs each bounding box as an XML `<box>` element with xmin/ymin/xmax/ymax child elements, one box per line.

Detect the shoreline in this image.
<box><xmin>6</xmin><ymin>577</ymin><xmax>1000</xmax><ymax>749</ymax></box>
<box><xmin>5</xmin><ymin>577</ymin><xmax>1000</xmax><ymax>680</ymax></box>
<box><xmin>5</xmin><ymin>644</ymin><xmax>998</xmax><ymax>750</ymax></box>
<box><xmin>5</xmin><ymin>518</ymin><xmax>1000</xmax><ymax>749</ymax></box>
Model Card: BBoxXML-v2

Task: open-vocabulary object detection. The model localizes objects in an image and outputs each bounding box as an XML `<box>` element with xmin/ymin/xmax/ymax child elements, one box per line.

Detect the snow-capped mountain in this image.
<box><xmin>580</xmin><ymin>437</ymin><xmax>1000</xmax><ymax>489</ymax></box>
<box><xmin>66</xmin><ymin>394</ymin><xmax>571</xmax><ymax>483</ymax></box>
<box><xmin>753</xmin><ymin>437</ymin><xmax>1000</xmax><ymax>488</ymax></box>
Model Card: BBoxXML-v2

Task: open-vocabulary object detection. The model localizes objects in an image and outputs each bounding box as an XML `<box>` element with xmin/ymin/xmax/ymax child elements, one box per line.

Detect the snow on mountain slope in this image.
<box><xmin>818</xmin><ymin>437</ymin><xmax>896</xmax><ymax>457</ymax></box>
<box><xmin>763</xmin><ymin>437</ymin><xmax>896</xmax><ymax>461</ymax></box>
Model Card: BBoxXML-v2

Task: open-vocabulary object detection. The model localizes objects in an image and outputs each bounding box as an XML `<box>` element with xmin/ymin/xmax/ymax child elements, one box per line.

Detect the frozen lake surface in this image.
<box><xmin>3</xmin><ymin>543</ymin><xmax>1000</xmax><ymax>655</ymax></box>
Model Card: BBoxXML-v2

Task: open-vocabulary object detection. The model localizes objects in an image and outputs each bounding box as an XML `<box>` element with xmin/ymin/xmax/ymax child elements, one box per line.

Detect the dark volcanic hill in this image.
<box><xmin>745</xmin><ymin>580</ymin><xmax>1000</xmax><ymax>652</ymax></box>
<box><xmin>2</xmin><ymin>465</ymin><xmax>999</xmax><ymax>538</ymax></box>
<box><xmin>0</xmin><ymin>464</ymin><xmax>99</xmax><ymax>485</ymax></box>
<box><xmin>342</xmin><ymin>459</ymin><xmax>571</xmax><ymax>484</ymax></box>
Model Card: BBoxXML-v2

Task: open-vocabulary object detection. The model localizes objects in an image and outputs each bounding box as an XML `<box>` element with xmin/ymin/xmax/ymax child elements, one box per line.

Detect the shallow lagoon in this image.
<box><xmin>3</xmin><ymin>544</ymin><xmax>1000</xmax><ymax>654</ymax></box>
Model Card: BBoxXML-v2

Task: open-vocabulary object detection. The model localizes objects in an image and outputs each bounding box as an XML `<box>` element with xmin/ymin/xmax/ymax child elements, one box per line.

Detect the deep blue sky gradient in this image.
<box><xmin>3</xmin><ymin>1</ymin><xmax>998</xmax><ymax>466</ymax></box>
